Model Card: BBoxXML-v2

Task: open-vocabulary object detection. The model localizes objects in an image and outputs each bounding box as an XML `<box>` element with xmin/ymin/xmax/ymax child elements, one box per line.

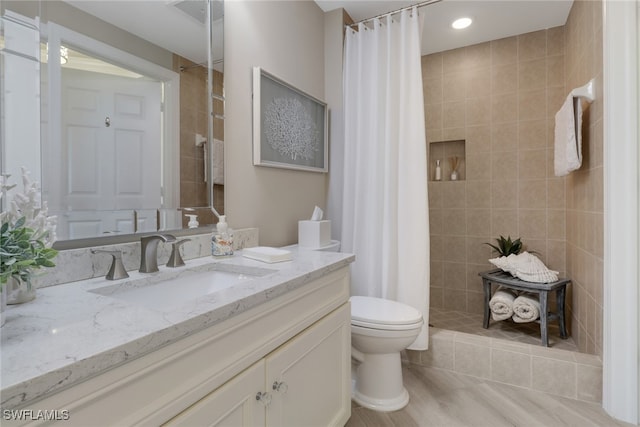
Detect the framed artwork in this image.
<box><xmin>252</xmin><ymin>67</ymin><xmax>328</xmax><ymax>173</ymax></box>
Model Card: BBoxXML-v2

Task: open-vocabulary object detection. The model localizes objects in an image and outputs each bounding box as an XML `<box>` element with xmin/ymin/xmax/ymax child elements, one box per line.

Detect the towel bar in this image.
<box><xmin>571</xmin><ymin>79</ymin><xmax>595</xmax><ymax>102</ymax></box>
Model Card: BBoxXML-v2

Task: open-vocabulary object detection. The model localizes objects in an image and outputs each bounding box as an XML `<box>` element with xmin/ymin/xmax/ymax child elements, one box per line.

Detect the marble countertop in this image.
<box><xmin>0</xmin><ymin>248</ymin><xmax>354</xmax><ymax>410</ymax></box>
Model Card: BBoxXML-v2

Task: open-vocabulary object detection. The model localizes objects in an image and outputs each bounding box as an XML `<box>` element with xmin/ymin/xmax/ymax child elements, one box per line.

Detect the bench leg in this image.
<box><xmin>557</xmin><ymin>286</ymin><xmax>568</xmax><ymax>339</ymax></box>
<box><xmin>540</xmin><ymin>291</ymin><xmax>549</xmax><ymax>347</ymax></box>
<box><xmin>483</xmin><ymin>280</ymin><xmax>491</xmax><ymax>329</ymax></box>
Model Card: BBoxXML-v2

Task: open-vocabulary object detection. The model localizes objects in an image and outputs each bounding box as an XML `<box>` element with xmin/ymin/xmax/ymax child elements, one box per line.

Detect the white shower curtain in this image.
<box><xmin>341</xmin><ymin>7</ymin><xmax>430</xmax><ymax>350</ymax></box>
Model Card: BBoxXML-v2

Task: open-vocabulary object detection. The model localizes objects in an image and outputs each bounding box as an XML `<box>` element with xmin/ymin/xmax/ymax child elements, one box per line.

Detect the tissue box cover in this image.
<box><xmin>298</xmin><ymin>220</ymin><xmax>331</xmax><ymax>248</ymax></box>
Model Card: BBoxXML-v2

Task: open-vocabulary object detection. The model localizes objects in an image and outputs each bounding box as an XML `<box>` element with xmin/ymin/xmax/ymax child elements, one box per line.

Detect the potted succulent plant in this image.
<box><xmin>484</xmin><ymin>235</ymin><xmax>523</xmax><ymax>257</ymax></box>
<box><xmin>0</xmin><ymin>169</ymin><xmax>57</xmax><ymax>323</ymax></box>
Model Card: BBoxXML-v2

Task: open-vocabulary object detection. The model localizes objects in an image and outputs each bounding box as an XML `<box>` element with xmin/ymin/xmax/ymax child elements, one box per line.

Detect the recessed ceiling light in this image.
<box><xmin>451</xmin><ymin>17</ymin><xmax>472</xmax><ymax>30</ymax></box>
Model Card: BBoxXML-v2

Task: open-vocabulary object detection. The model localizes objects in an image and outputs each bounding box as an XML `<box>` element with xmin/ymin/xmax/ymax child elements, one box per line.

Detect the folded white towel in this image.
<box><xmin>512</xmin><ymin>293</ymin><xmax>541</xmax><ymax>323</ymax></box>
<box><xmin>554</xmin><ymin>94</ymin><xmax>583</xmax><ymax>176</ymax></box>
<box><xmin>489</xmin><ymin>286</ymin><xmax>517</xmax><ymax>321</ymax></box>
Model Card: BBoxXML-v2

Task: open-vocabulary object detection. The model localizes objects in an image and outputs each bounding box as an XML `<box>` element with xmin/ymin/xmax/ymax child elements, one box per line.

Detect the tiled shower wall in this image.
<box><xmin>423</xmin><ymin>28</ymin><xmax>569</xmax><ymax>319</ymax></box>
<box><xmin>424</xmin><ymin>0</ymin><xmax>604</xmax><ymax>357</ymax></box>
<box><xmin>564</xmin><ymin>0</ymin><xmax>604</xmax><ymax>356</ymax></box>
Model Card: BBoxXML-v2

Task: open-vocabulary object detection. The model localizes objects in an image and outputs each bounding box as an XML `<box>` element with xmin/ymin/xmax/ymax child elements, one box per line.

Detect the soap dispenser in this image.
<box><xmin>185</xmin><ymin>214</ymin><xmax>199</xmax><ymax>229</ymax></box>
<box><xmin>434</xmin><ymin>159</ymin><xmax>442</xmax><ymax>181</ymax></box>
<box><xmin>212</xmin><ymin>215</ymin><xmax>234</xmax><ymax>257</ymax></box>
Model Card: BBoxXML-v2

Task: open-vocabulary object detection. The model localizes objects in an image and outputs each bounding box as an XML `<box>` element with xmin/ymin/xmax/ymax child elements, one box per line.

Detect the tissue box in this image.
<box><xmin>298</xmin><ymin>220</ymin><xmax>331</xmax><ymax>248</ymax></box>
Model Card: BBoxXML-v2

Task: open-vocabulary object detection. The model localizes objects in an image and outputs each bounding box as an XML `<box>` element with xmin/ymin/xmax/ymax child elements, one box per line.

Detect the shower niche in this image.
<box><xmin>429</xmin><ymin>140</ymin><xmax>465</xmax><ymax>181</ymax></box>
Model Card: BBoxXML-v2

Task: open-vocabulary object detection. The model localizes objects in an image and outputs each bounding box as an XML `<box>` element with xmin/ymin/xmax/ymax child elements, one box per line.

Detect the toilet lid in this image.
<box><xmin>350</xmin><ymin>296</ymin><xmax>423</xmax><ymax>328</ymax></box>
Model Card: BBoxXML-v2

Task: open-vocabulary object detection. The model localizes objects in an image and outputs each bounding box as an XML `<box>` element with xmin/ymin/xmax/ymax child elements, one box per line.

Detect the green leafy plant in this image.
<box><xmin>0</xmin><ymin>216</ymin><xmax>58</xmax><ymax>288</ymax></box>
<box><xmin>484</xmin><ymin>235</ymin><xmax>523</xmax><ymax>257</ymax></box>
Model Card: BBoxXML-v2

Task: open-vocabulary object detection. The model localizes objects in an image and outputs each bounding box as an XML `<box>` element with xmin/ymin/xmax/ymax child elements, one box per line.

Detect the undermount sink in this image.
<box><xmin>89</xmin><ymin>263</ymin><xmax>274</xmax><ymax>311</ymax></box>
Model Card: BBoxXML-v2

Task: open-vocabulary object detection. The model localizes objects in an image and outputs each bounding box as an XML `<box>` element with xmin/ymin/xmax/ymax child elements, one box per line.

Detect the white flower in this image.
<box><xmin>1</xmin><ymin>167</ymin><xmax>57</xmax><ymax>247</ymax></box>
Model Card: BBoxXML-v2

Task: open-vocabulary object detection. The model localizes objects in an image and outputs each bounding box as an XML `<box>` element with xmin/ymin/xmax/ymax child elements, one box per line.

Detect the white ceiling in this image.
<box><xmin>316</xmin><ymin>0</ymin><xmax>573</xmax><ymax>55</ymax></box>
<box><xmin>63</xmin><ymin>0</ymin><xmax>573</xmax><ymax>64</ymax></box>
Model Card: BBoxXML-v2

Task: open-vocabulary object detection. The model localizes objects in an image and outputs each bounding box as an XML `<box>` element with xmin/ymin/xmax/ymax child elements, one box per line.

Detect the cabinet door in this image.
<box><xmin>163</xmin><ymin>360</ymin><xmax>266</xmax><ymax>427</ymax></box>
<box><xmin>266</xmin><ymin>304</ymin><xmax>351</xmax><ymax>427</ymax></box>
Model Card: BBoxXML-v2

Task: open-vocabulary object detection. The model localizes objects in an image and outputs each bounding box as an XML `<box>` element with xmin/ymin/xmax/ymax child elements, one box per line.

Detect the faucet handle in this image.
<box><xmin>91</xmin><ymin>249</ymin><xmax>129</xmax><ymax>280</ymax></box>
<box><xmin>167</xmin><ymin>239</ymin><xmax>191</xmax><ymax>268</ymax></box>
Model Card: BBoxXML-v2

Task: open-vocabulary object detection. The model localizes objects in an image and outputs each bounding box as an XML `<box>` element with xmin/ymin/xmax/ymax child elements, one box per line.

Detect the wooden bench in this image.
<box><xmin>478</xmin><ymin>269</ymin><xmax>571</xmax><ymax>347</ymax></box>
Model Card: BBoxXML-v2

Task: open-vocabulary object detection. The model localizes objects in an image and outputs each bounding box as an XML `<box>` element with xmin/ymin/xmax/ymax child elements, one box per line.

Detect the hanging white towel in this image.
<box><xmin>212</xmin><ymin>138</ymin><xmax>224</xmax><ymax>185</ymax></box>
<box><xmin>512</xmin><ymin>293</ymin><xmax>541</xmax><ymax>323</ymax></box>
<box><xmin>489</xmin><ymin>286</ymin><xmax>517</xmax><ymax>321</ymax></box>
<box><xmin>554</xmin><ymin>94</ymin><xmax>583</xmax><ymax>176</ymax></box>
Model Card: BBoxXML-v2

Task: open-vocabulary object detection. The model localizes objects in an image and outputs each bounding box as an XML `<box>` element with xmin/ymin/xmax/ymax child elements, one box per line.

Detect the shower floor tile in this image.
<box><xmin>429</xmin><ymin>308</ymin><xmax>579</xmax><ymax>352</ymax></box>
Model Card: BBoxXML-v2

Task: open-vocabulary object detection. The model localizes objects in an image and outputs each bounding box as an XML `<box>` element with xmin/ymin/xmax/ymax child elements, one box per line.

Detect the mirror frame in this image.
<box><xmin>1</xmin><ymin>0</ymin><xmax>222</xmax><ymax>249</ymax></box>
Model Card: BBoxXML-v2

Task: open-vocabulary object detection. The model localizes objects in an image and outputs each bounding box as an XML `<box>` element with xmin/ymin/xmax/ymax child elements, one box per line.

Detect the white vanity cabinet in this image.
<box><xmin>7</xmin><ymin>266</ymin><xmax>351</xmax><ymax>427</ymax></box>
<box><xmin>164</xmin><ymin>304</ymin><xmax>350</xmax><ymax>427</ymax></box>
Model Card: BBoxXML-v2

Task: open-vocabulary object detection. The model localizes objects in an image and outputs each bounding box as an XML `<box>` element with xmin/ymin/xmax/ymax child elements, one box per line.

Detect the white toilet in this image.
<box><xmin>350</xmin><ymin>296</ymin><xmax>423</xmax><ymax>411</ymax></box>
<box><xmin>294</xmin><ymin>240</ymin><xmax>423</xmax><ymax>411</ymax></box>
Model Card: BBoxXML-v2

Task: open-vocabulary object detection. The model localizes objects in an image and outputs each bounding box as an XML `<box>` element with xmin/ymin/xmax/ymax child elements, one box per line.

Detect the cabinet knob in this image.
<box><xmin>255</xmin><ymin>391</ymin><xmax>272</xmax><ymax>407</ymax></box>
<box><xmin>272</xmin><ymin>381</ymin><xmax>288</xmax><ymax>394</ymax></box>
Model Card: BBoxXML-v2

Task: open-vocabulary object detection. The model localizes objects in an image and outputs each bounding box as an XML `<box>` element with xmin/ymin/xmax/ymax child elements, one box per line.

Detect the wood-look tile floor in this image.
<box><xmin>346</xmin><ymin>364</ymin><xmax>633</xmax><ymax>427</ymax></box>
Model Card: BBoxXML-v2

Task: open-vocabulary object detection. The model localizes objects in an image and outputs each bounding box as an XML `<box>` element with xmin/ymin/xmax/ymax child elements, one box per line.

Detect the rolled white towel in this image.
<box><xmin>489</xmin><ymin>286</ymin><xmax>517</xmax><ymax>321</ymax></box>
<box><xmin>512</xmin><ymin>293</ymin><xmax>541</xmax><ymax>323</ymax></box>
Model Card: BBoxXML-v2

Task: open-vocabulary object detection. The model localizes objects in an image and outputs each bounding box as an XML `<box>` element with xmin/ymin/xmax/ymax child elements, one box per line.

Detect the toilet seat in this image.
<box><xmin>350</xmin><ymin>296</ymin><xmax>423</xmax><ymax>331</ymax></box>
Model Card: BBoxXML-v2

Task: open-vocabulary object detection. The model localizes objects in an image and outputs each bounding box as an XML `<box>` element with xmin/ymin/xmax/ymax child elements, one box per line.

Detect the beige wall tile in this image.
<box><xmin>466</xmin><ymin>152</ymin><xmax>492</xmax><ymax>181</ymax></box>
<box><xmin>491</xmin><ymin>37</ymin><xmax>517</xmax><ymax>66</ymax></box>
<box><xmin>491</xmin><ymin>63</ymin><xmax>518</xmax><ymax>94</ymax></box>
<box><xmin>519</xmin><ymin>58</ymin><xmax>547</xmax><ymax>91</ymax></box>
<box><xmin>443</xmin><ymin>209</ymin><xmax>467</xmax><ymax>235</ymax></box>
<box><xmin>466</xmin><ymin>98</ymin><xmax>490</xmax><ymax>126</ymax></box>
<box><xmin>518</xmin><ymin>120</ymin><xmax>547</xmax><ymax>150</ymax></box>
<box><xmin>492</xmin><ymin>123</ymin><xmax>518</xmax><ymax>151</ymax></box>
<box><xmin>547</xmin><ymin>55</ymin><xmax>565</xmax><ymax>87</ymax></box>
<box><xmin>423</xmin><ymin>77</ymin><xmax>443</xmax><ymax>105</ymax></box>
<box><xmin>444</xmin><ymin>289</ymin><xmax>468</xmax><ymax>311</ymax></box>
<box><xmin>492</xmin><ymin>93</ymin><xmax>518</xmax><ymax>123</ymax></box>
<box><xmin>491</xmin><ymin>349</ymin><xmax>532</xmax><ymax>387</ymax></box>
<box><xmin>465</xmin><ymin>42</ymin><xmax>491</xmax><ymax>70</ymax></box>
<box><xmin>467</xmin><ymin>236</ymin><xmax>493</xmax><ymax>264</ymax></box>
<box><xmin>518</xmin><ymin>89</ymin><xmax>547</xmax><ymax>121</ymax></box>
<box><xmin>443</xmin><ymin>262</ymin><xmax>467</xmax><ymax>290</ymax></box>
<box><xmin>465</xmin><ymin>67</ymin><xmax>491</xmax><ymax>98</ymax></box>
<box><xmin>576</xmin><ymin>364</ymin><xmax>602</xmax><ymax>402</ymax></box>
<box><xmin>454</xmin><ymin>341</ymin><xmax>491</xmax><ymax>378</ymax></box>
<box><xmin>443</xmin><ymin>73</ymin><xmax>466</xmax><ymax>102</ymax></box>
<box><xmin>518</xmin><ymin>30</ymin><xmax>547</xmax><ymax>61</ymax></box>
<box><xmin>466</xmin><ymin>209</ymin><xmax>491</xmax><ymax>236</ymax></box>
<box><xmin>532</xmin><ymin>357</ymin><xmax>576</xmax><ymax>399</ymax></box>
<box><xmin>443</xmin><ymin>101</ymin><xmax>466</xmax><ymax>128</ymax></box>
<box><xmin>422</xmin><ymin>53</ymin><xmax>443</xmax><ymax>77</ymax></box>
<box><xmin>466</xmin><ymin>181</ymin><xmax>491</xmax><ymax>208</ymax></box>
<box><xmin>518</xmin><ymin>209</ymin><xmax>547</xmax><ymax>239</ymax></box>
<box><xmin>491</xmin><ymin>180</ymin><xmax>518</xmax><ymax>209</ymax></box>
<box><xmin>519</xmin><ymin>179</ymin><xmax>547</xmax><ymax>209</ymax></box>
<box><xmin>442</xmin><ymin>236</ymin><xmax>467</xmax><ymax>263</ymax></box>
<box><xmin>519</xmin><ymin>149</ymin><xmax>547</xmax><ymax>179</ymax></box>
<box><xmin>466</xmin><ymin>126</ymin><xmax>491</xmax><ymax>153</ymax></box>
<box><xmin>491</xmin><ymin>209</ymin><xmax>518</xmax><ymax>238</ymax></box>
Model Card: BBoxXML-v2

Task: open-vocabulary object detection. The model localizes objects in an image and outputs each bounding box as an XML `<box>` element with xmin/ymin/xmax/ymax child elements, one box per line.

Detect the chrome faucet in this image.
<box><xmin>167</xmin><ymin>239</ymin><xmax>191</xmax><ymax>268</ymax></box>
<box><xmin>139</xmin><ymin>234</ymin><xmax>176</xmax><ymax>273</ymax></box>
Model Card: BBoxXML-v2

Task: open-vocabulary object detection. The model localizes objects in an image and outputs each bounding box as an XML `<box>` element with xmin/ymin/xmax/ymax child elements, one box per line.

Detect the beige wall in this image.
<box><xmin>564</xmin><ymin>0</ymin><xmax>604</xmax><ymax>356</ymax></box>
<box><xmin>225</xmin><ymin>0</ymin><xmax>329</xmax><ymax>247</ymax></box>
<box><xmin>424</xmin><ymin>28</ymin><xmax>569</xmax><ymax>317</ymax></box>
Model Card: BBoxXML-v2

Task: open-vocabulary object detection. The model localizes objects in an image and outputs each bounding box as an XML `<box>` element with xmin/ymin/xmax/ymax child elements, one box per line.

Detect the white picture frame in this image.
<box><xmin>252</xmin><ymin>67</ymin><xmax>328</xmax><ymax>173</ymax></box>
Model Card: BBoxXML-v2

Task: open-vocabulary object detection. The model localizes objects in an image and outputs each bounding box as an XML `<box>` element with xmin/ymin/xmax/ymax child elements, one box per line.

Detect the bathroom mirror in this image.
<box><xmin>0</xmin><ymin>0</ymin><xmax>224</xmax><ymax>247</ymax></box>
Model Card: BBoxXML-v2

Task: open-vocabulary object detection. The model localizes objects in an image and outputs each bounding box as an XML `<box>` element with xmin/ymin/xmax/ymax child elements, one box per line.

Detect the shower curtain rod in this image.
<box><xmin>346</xmin><ymin>0</ymin><xmax>442</xmax><ymax>27</ymax></box>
